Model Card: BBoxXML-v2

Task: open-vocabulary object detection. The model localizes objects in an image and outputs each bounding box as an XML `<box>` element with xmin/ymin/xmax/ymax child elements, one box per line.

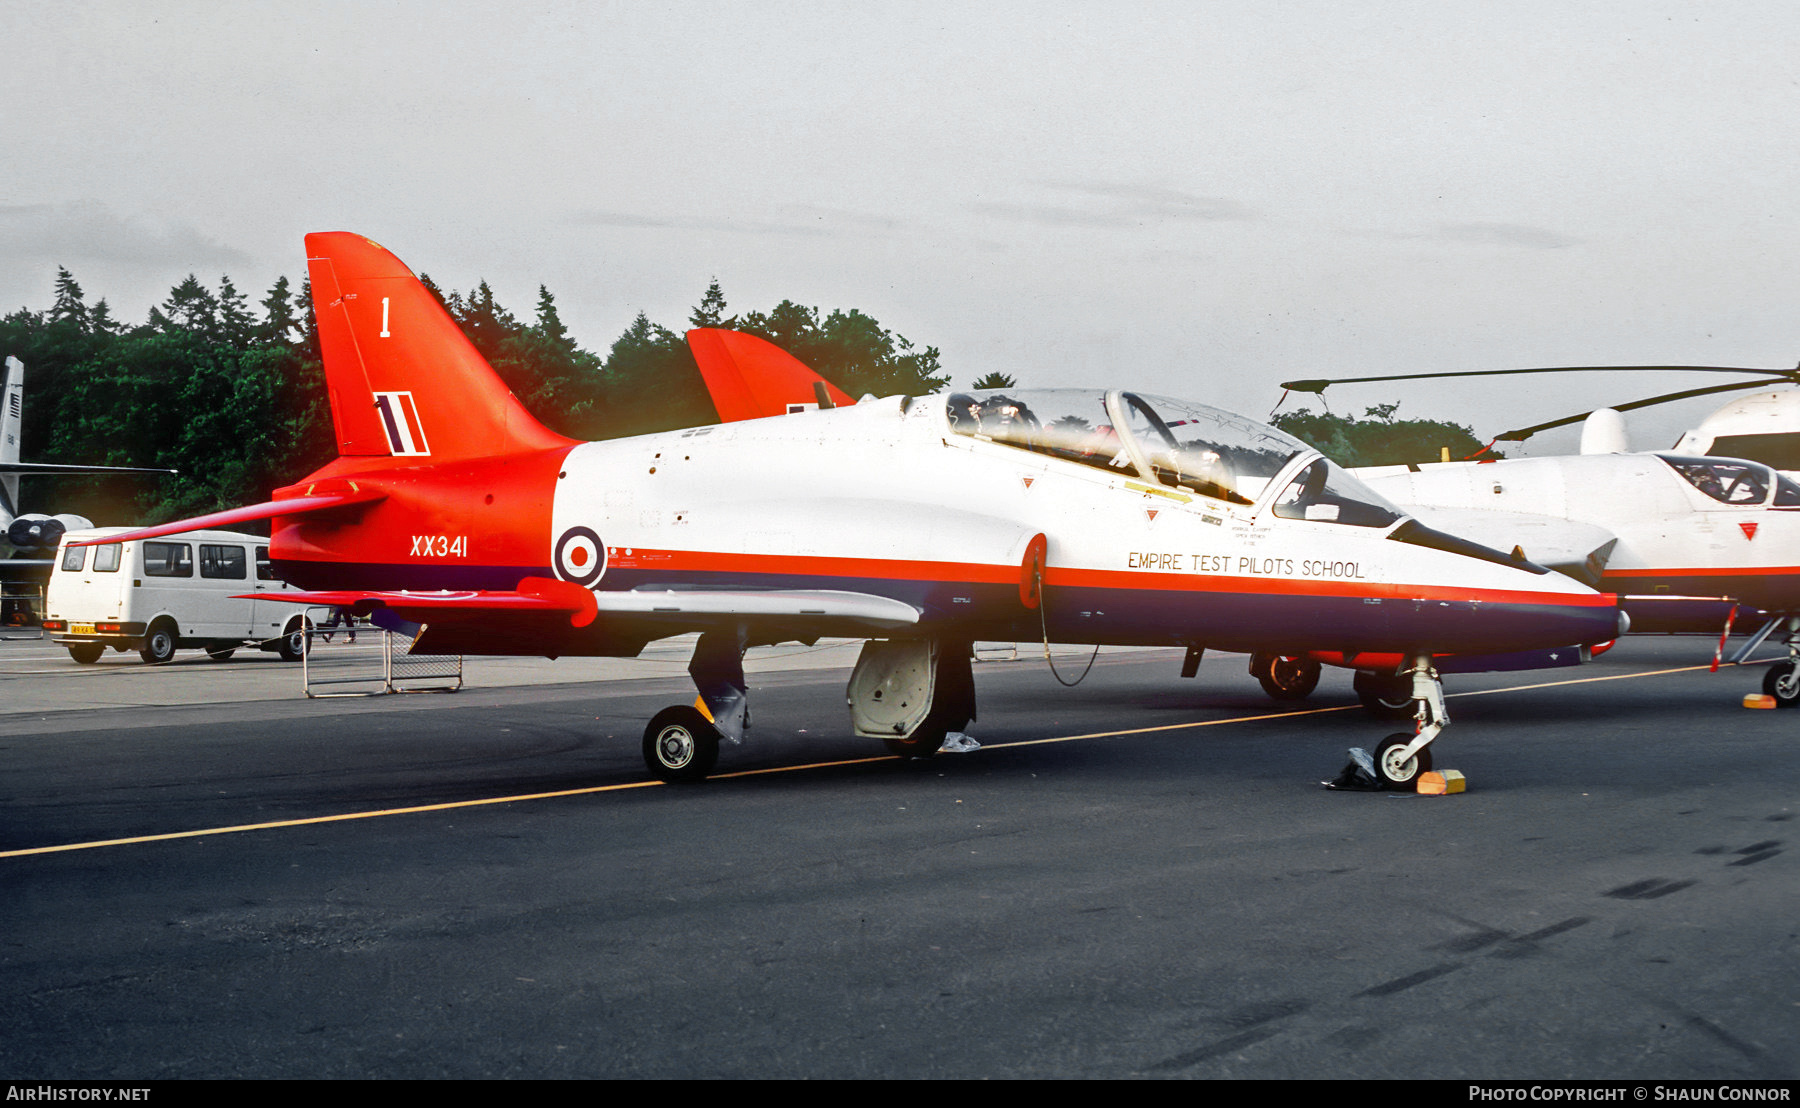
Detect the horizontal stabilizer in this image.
<box><xmin>67</xmin><ymin>486</ymin><xmax>387</xmax><ymax>547</ymax></box>
<box><xmin>0</xmin><ymin>462</ymin><xmax>178</xmax><ymax>477</ymax></box>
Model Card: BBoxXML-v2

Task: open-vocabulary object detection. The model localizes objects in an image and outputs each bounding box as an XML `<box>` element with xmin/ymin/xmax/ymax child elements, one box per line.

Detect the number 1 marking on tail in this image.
<box><xmin>380</xmin><ymin>297</ymin><xmax>391</xmax><ymax>338</ymax></box>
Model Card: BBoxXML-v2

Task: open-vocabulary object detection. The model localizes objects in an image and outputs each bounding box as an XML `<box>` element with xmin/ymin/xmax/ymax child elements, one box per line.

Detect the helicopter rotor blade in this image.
<box><xmin>1278</xmin><ymin>364</ymin><xmax>1798</xmax><ymax>394</ymax></box>
<box><xmin>1493</xmin><ymin>379</ymin><xmax>1782</xmax><ymax>442</ymax></box>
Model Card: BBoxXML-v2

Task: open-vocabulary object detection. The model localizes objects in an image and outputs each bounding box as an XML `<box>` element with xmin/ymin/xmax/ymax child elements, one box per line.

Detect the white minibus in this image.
<box><xmin>43</xmin><ymin>528</ymin><xmax>312</xmax><ymax>664</ymax></box>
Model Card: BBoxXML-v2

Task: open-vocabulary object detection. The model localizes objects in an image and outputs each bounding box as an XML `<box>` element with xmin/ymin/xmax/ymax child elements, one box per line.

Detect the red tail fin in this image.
<box><xmin>686</xmin><ymin>328</ymin><xmax>856</xmax><ymax>422</ymax></box>
<box><xmin>305</xmin><ymin>232</ymin><xmax>574</xmax><ymax>462</ymax></box>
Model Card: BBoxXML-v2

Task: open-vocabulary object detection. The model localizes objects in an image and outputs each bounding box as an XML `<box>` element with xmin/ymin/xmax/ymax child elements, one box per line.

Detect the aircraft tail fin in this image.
<box><xmin>686</xmin><ymin>328</ymin><xmax>856</xmax><ymax>422</ymax></box>
<box><xmin>2</xmin><ymin>357</ymin><xmax>20</xmax><ymax>518</ymax></box>
<box><xmin>304</xmin><ymin>232</ymin><xmax>575</xmax><ymax>463</ymax></box>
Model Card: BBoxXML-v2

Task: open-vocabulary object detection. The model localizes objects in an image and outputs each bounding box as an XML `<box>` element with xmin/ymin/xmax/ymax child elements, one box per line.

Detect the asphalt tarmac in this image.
<box><xmin>0</xmin><ymin>633</ymin><xmax>1793</xmax><ymax>1079</ymax></box>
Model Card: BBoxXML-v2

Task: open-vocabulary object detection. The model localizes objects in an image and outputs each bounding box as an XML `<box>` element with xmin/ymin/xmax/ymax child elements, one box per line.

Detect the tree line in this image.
<box><xmin>1268</xmin><ymin>401</ymin><xmax>1498</xmax><ymax>467</ymax></box>
<box><xmin>0</xmin><ymin>265</ymin><xmax>1486</xmax><ymax>530</ymax></box>
<box><xmin>0</xmin><ymin>269</ymin><xmax>947</xmax><ymax>526</ymax></box>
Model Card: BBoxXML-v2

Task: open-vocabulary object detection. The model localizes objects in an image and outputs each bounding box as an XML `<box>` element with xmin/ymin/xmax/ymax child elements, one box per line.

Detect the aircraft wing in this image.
<box><xmin>240</xmin><ymin>576</ymin><xmax>601</xmax><ymax>625</ymax></box>
<box><xmin>249</xmin><ymin>580</ymin><xmax>920</xmax><ymax>654</ymax></box>
<box><xmin>590</xmin><ymin>587</ymin><xmax>919</xmax><ymax>630</ymax></box>
<box><xmin>1395</xmin><ymin>506</ymin><xmax>1619</xmax><ymax>587</ymax></box>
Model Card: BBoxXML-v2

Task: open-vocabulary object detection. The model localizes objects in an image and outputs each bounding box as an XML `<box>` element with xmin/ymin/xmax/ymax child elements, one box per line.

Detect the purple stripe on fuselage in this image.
<box><xmin>274</xmin><ymin>559</ymin><xmax>1617</xmax><ymax>655</ymax></box>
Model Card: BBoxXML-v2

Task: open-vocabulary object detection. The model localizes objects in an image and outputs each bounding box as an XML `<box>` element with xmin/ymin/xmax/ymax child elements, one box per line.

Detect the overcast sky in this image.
<box><xmin>5</xmin><ymin>0</ymin><xmax>1798</xmax><ymax>454</ymax></box>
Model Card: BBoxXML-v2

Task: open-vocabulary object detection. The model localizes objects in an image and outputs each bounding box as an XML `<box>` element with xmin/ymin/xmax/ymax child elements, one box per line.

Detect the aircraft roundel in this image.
<box><xmin>554</xmin><ymin>526</ymin><xmax>607</xmax><ymax>587</ymax></box>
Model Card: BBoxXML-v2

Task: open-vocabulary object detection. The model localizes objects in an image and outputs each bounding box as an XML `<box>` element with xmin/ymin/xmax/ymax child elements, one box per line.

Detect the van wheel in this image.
<box><xmin>139</xmin><ymin>622</ymin><xmax>178</xmax><ymax>664</ymax></box>
<box><xmin>277</xmin><ymin>617</ymin><xmax>309</xmax><ymax>662</ymax></box>
<box><xmin>67</xmin><ymin>643</ymin><xmax>104</xmax><ymax>665</ymax></box>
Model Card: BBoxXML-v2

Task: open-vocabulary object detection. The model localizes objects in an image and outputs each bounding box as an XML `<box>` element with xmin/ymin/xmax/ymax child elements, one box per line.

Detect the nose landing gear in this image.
<box><xmin>1370</xmin><ymin>655</ymin><xmax>1445</xmax><ymax>790</ymax></box>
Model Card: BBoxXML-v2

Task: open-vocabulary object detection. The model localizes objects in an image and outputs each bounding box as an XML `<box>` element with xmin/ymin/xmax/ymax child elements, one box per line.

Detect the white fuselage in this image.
<box><xmin>544</xmin><ymin>394</ymin><xmax>1617</xmax><ymax>654</ymax></box>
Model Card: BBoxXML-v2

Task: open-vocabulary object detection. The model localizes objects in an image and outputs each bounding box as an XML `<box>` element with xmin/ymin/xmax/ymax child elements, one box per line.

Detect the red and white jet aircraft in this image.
<box><xmin>89</xmin><ymin>233</ymin><xmax>1626</xmax><ymax>787</ymax></box>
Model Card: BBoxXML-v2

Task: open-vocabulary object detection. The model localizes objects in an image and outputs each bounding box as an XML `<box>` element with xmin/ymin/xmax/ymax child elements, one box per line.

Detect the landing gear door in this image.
<box><xmin>847</xmin><ymin>639</ymin><xmax>938</xmax><ymax>739</ymax></box>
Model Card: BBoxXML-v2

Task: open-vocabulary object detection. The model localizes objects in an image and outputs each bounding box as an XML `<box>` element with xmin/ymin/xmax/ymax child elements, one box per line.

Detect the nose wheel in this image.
<box><xmin>1373</xmin><ymin>732</ymin><xmax>1435</xmax><ymax>788</ymax></box>
<box><xmin>1762</xmin><ymin>660</ymin><xmax>1800</xmax><ymax>707</ymax></box>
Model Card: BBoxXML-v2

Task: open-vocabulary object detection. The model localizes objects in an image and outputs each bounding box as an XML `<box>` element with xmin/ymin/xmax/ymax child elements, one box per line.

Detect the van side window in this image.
<box><xmin>255</xmin><ymin>546</ymin><xmax>276</xmax><ymax>581</ymax></box>
<box><xmin>61</xmin><ymin>546</ymin><xmax>87</xmax><ymax>573</ymax></box>
<box><xmin>199</xmin><ymin>544</ymin><xmax>248</xmax><ymax>580</ymax></box>
<box><xmin>94</xmin><ymin>544</ymin><xmax>122</xmax><ymax>572</ymax></box>
<box><xmin>143</xmin><ymin>542</ymin><xmax>193</xmax><ymax>578</ymax></box>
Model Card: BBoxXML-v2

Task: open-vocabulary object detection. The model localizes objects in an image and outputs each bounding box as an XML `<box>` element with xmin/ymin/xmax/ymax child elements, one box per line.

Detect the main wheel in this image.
<box><xmin>139</xmin><ymin>622</ymin><xmax>178</xmax><ymax>664</ymax></box>
<box><xmin>204</xmin><ymin>645</ymin><xmax>236</xmax><ymax>662</ymax></box>
<box><xmin>1354</xmin><ymin>671</ymin><xmax>1415</xmax><ymax>720</ymax></box>
<box><xmin>1251</xmin><ymin>653</ymin><xmax>1321</xmax><ymax>700</ymax></box>
<box><xmin>643</xmin><ymin>706</ymin><xmax>721</xmax><ymax>782</ymax></box>
<box><xmin>1373</xmin><ymin>732</ymin><xmax>1433</xmax><ymax>789</ymax></box>
<box><xmin>67</xmin><ymin>643</ymin><xmax>104</xmax><ymax>665</ymax></box>
<box><xmin>277</xmin><ymin>617</ymin><xmax>309</xmax><ymax>662</ymax></box>
<box><xmin>883</xmin><ymin>722</ymin><xmax>947</xmax><ymax>759</ymax></box>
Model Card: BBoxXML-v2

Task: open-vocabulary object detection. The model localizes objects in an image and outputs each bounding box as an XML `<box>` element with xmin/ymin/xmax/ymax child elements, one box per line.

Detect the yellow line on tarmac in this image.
<box><xmin>1444</xmin><ymin>661</ymin><xmax>1722</xmax><ymax>696</ymax></box>
<box><xmin>0</xmin><ymin>779</ymin><xmax>663</xmax><ymax>859</ymax></box>
<box><xmin>0</xmin><ymin>659</ymin><xmax>1738</xmax><ymax>859</ymax></box>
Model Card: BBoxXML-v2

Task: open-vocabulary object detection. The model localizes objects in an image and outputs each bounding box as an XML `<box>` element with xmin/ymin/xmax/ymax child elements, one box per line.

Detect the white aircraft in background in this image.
<box><xmin>1283</xmin><ymin>366</ymin><xmax>1800</xmax><ymax>708</ymax></box>
<box><xmin>0</xmin><ymin>355</ymin><xmax>177</xmax><ymax>566</ymax></box>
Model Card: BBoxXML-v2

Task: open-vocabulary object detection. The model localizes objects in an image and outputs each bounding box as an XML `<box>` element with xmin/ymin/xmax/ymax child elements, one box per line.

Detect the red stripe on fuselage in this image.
<box><xmin>1603</xmin><ymin>566</ymin><xmax>1800</xmax><ymax>580</ymax></box>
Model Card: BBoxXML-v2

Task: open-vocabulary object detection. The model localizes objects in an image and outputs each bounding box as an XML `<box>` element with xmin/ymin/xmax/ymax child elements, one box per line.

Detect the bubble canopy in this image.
<box><xmin>942</xmin><ymin>389</ymin><xmax>1404</xmax><ymax>528</ymax></box>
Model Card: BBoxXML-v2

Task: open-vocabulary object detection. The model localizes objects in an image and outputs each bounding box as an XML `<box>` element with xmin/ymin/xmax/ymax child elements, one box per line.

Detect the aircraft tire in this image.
<box><xmin>67</xmin><ymin>643</ymin><xmax>104</xmax><ymax>665</ymax></box>
<box><xmin>1762</xmin><ymin>661</ymin><xmax>1800</xmax><ymax>707</ymax></box>
<box><xmin>204</xmin><ymin>645</ymin><xmax>236</xmax><ymax>662</ymax></box>
<box><xmin>1373</xmin><ymin>733</ymin><xmax>1432</xmax><ymax>790</ymax></box>
<box><xmin>1252</xmin><ymin>654</ymin><xmax>1320</xmax><ymax>700</ymax></box>
<box><xmin>643</xmin><ymin>706</ymin><xmax>720</xmax><ymax>782</ymax></box>
<box><xmin>139</xmin><ymin>621</ymin><xmax>178</xmax><ymax>665</ymax></box>
<box><xmin>883</xmin><ymin>723</ymin><xmax>946</xmax><ymax>760</ymax></box>
<box><xmin>1354</xmin><ymin>672</ymin><xmax>1414</xmax><ymax>720</ymax></box>
<box><xmin>277</xmin><ymin>617</ymin><xmax>309</xmax><ymax>662</ymax></box>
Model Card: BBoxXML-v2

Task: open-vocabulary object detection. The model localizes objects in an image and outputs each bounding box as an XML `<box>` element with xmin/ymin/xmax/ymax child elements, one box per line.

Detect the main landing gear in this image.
<box><xmin>845</xmin><ymin>637</ymin><xmax>976</xmax><ymax>760</ymax></box>
<box><xmin>641</xmin><ymin>627</ymin><xmax>747</xmax><ymax>783</ymax></box>
<box><xmin>1367</xmin><ymin>654</ymin><xmax>1445</xmax><ymax>790</ymax></box>
<box><xmin>638</xmin><ymin>631</ymin><xmax>979</xmax><ymax>783</ymax></box>
<box><xmin>1249</xmin><ymin>653</ymin><xmax>1321</xmax><ymax>700</ymax></box>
